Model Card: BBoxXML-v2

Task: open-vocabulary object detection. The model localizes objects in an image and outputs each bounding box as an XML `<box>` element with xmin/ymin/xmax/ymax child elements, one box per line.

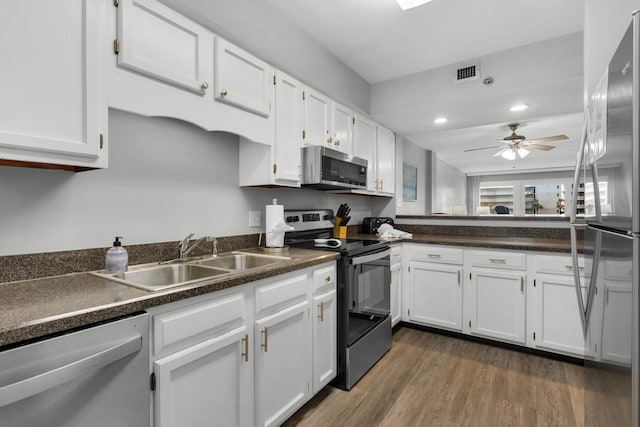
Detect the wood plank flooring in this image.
<box><xmin>284</xmin><ymin>327</ymin><xmax>586</xmax><ymax>427</ymax></box>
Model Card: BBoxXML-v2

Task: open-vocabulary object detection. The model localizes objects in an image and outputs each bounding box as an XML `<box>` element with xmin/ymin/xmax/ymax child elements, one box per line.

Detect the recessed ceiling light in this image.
<box><xmin>396</xmin><ymin>0</ymin><xmax>433</xmax><ymax>11</ymax></box>
<box><xmin>434</xmin><ymin>117</ymin><xmax>447</xmax><ymax>124</ymax></box>
<box><xmin>509</xmin><ymin>104</ymin><xmax>529</xmax><ymax>112</ymax></box>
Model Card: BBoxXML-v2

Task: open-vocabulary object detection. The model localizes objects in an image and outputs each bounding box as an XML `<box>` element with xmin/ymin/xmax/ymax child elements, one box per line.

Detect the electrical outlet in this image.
<box><xmin>249</xmin><ymin>211</ymin><xmax>262</xmax><ymax>227</ymax></box>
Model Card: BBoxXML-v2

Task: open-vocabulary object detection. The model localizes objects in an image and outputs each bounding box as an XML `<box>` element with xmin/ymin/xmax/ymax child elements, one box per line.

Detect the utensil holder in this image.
<box><xmin>333</xmin><ymin>217</ymin><xmax>347</xmax><ymax>238</ymax></box>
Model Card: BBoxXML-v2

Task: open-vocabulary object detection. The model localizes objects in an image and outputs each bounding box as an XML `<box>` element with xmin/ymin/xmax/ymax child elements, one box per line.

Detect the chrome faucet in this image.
<box><xmin>179</xmin><ymin>233</ymin><xmax>217</xmax><ymax>259</ymax></box>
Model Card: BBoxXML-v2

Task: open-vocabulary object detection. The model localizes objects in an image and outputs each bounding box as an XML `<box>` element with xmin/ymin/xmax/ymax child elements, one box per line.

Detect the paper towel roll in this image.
<box><xmin>265</xmin><ymin>199</ymin><xmax>284</xmax><ymax>247</ymax></box>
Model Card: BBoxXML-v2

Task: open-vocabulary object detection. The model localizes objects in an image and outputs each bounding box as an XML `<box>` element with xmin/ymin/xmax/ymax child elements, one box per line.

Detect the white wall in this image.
<box><xmin>164</xmin><ymin>0</ymin><xmax>371</xmax><ymax>113</ymax></box>
<box><xmin>431</xmin><ymin>155</ymin><xmax>466</xmax><ymax>214</ymax></box>
<box><xmin>396</xmin><ymin>138</ymin><xmax>429</xmax><ymax>215</ymax></box>
<box><xmin>0</xmin><ymin>110</ymin><xmax>392</xmax><ymax>256</ymax></box>
<box><xmin>585</xmin><ymin>0</ymin><xmax>640</xmax><ymax>99</ymax></box>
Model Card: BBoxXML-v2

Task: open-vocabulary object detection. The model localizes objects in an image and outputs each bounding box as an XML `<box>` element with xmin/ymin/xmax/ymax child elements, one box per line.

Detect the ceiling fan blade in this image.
<box><xmin>526</xmin><ymin>144</ymin><xmax>555</xmax><ymax>151</ymax></box>
<box><xmin>492</xmin><ymin>148</ymin><xmax>506</xmax><ymax>157</ymax></box>
<box><xmin>464</xmin><ymin>145</ymin><xmax>504</xmax><ymax>152</ymax></box>
<box><xmin>526</xmin><ymin>134</ymin><xmax>568</xmax><ymax>144</ymax></box>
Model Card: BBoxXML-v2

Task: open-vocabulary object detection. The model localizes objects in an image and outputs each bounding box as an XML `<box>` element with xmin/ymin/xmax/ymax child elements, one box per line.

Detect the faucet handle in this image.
<box><xmin>206</xmin><ymin>236</ymin><xmax>218</xmax><ymax>255</ymax></box>
<box><xmin>180</xmin><ymin>233</ymin><xmax>195</xmax><ymax>246</ymax></box>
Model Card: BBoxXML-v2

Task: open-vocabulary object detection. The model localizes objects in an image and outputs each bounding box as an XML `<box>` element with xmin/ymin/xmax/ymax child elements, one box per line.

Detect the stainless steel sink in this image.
<box><xmin>195</xmin><ymin>253</ymin><xmax>290</xmax><ymax>270</ymax></box>
<box><xmin>93</xmin><ymin>264</ymin><xmax>230</xmax><ymax>292</ymax></box>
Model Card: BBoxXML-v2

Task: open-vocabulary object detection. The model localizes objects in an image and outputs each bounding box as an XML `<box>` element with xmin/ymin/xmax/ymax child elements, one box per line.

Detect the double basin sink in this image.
<box><xmin>93</xmin><ymin>252</ymin><xmax>291</xmax><ymax>292</ymax></box>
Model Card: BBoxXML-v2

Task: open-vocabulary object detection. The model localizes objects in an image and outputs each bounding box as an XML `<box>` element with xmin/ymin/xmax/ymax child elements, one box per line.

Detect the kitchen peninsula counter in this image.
<box><xmin>0</xmin><ymin>248</ymin><xmax>338</xmax><ymax>347</ymax></box>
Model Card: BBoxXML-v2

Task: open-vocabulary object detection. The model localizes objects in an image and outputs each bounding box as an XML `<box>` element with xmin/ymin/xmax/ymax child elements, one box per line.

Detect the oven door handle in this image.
<box><xmin>349</xmin><ymin>248</ymin><xmax>391</xmax><ymax>265</ymax></box>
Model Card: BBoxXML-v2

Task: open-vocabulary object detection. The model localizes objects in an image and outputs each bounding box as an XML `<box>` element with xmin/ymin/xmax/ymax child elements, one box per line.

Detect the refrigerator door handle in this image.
<box><xmin>571</xmin><ymin>226</ymin><xmax>603</xmax><ymax>339</ymax></box>
<box><xmin>570</xmin><ymin>114</ymin><xmax>590</xmax><ymax>224</ymax></box>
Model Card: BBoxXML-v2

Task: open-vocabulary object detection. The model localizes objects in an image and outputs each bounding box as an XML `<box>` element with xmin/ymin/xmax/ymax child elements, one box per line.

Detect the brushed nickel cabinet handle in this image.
<box><xmin>489</xmin><ymin>258</ymin><xmax>507</xmax><ymax>264</ymax></box>
<box><xmin>201</xmin><ymin>81</ymin><xmax>208</xmax><ymax>90</ymax></box>
<box><xmin>261</xmin><ymin>327</ymin><xmax>268</xmax><ymax>352</ymax></box>
<box><xmin>221</xmin><ymin>89</ymin><xmax>228</xmax><ymax>96</ymax></box>
<box><xmin>335</xmin><ymin>140</ymin><xmax>340</xmax><ymax>146</ymax></box>
<box><xmin>241</xmin><ymin>334</ymin><xmax>249</xmax><ymax>362</ymax></box>
<box><xmin>521</xmin><ymin>277</ymin><xmax>524</xmax><ymax>292</ymax></box>
<box><xmin>327</xmin><ymin>137</ymin><xmax>333</xmax><ymax>144</ymax></box>
<box><xmin>318</xmin><ymin>302</ymin><xmax>324</xmax><ymax>321</ymax></box>
<box><xmin>427</xmin><ymin>254</ymin><xmax>441</xmax><ymax>259</ymax></box>
<box><xmin>325</xmin><ymin>275</ymin><xmax>331</xmax><ymax>282</ymax></box>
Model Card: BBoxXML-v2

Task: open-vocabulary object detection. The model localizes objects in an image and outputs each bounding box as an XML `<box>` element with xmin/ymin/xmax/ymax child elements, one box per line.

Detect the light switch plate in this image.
<box><xmin>249</xmin><ymin>211</ymin><xmax>262</xmax><ymax>227</ymax></box>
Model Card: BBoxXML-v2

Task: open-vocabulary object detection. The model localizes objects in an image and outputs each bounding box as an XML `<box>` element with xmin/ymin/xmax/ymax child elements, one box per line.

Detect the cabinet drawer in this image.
<box><xmin>471</xmin><ymin>250</ymin><xmax>526</xmax><ymax>270</ymax></box>
<box><xmin>535</xmin><ymin>254</ymin><xmax>584</xmax><ymax>276</ymax></box>
<box><xmin>153</xmin><ymin>293</ymin><xmax>245</xmax><ymax>356</ymax></box>
<box><xmin>408</xmin><ymin>245</ymin><xmax>463</xmax><ymax>265</ymax></box>
<box><xmin>312</xmin><ymin>264</ymin><xmax>336</xmax><ymax>295</ymax></box>
<box><xmin>604</xmin><ymin>260</ymin><xmax>633</xmax><ymax>281</ymax></box>
<box><xmin>255</xmin><ymin>272</ymin><xmax>309</xmax><ymax>317</ymax></box>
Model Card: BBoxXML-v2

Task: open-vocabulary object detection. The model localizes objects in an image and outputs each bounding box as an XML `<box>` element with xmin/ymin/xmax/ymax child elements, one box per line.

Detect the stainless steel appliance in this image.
<box><xmin>284</xmin><ymin>210</ymin><xmax>392</xmax><ymax>390</ymax></box>
<box><xmin>301</xmin><ymin>146</ymin><xmax>368</xmax><ymax>190</ymax></box>
<box><xmin>361</xmin><ymin>217</ymin><xmax>394</xmax><ymax>234</ymax></box>
<box><xmin>570</xmin><ymin>13</ymin><xmax>640</xmax><ymax>426</ymax></box>
<box><xmin>0</xmin><ymin>313</ymin><xmax>150</xmax><ymax>427</ymax></box>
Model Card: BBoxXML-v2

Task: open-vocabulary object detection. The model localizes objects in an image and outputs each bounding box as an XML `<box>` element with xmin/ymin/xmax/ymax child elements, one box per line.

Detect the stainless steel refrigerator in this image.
<box><xmin>570</xmin><ymin>12</ymin><xmax>640</xmax><ymax>427</ymax></box>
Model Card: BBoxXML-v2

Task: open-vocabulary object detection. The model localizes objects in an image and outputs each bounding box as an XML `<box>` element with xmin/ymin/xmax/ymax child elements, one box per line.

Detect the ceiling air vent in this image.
<box><xmin>454</xmin><ymin>61</ymin><xmax>480</xmax><ymax>83</ymax></box>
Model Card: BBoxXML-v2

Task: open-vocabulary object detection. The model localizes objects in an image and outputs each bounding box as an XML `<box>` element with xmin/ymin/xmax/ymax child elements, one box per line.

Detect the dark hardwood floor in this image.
<box><xmin>284</xmin><ymin>327</ymin><xmax>586</xmax><ymax>427</ymax></box>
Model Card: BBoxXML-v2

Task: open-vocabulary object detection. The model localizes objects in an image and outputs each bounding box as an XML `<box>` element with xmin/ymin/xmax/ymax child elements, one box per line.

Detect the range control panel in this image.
<box><xmin>284</xmin><ymin>209</ymin><xmax>334</xmax><ymax>231</ymax></box>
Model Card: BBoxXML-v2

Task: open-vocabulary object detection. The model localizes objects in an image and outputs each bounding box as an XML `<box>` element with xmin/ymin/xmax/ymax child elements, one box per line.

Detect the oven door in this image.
<box><xmin>346</xmin><ymin>248</ymin><xmax>391</xmax><ymax>346</ymax></box>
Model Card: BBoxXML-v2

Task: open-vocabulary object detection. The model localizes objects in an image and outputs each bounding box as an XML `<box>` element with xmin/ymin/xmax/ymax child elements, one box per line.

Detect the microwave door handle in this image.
<box><xmin>571</xmin><ymin>114</ymin><xmax>590</xmax><ymax>224</ymax></box>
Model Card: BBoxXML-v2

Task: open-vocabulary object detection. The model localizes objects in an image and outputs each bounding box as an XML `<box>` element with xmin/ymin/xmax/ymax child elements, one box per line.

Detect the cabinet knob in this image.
<box><xmin>335</xmin><ymin>140</ymin><xmax>340</xmax><ymax>146</ymax></box>
<box><xmin>201</xmin><ymin>82</ymin><xmax>209</xmax><ymax>90</ymax></box>
<box><xmin>327</xmin><ymin>137</ymin><xmax>333</xmax><ymax>144</ymax></box>
<box><xmin>221</xmin><ymin>89</ymin><xmax>228</xmax><ymax>96</ymax></box>
<box><xmin>325</xmin><ymin>275</ymin><xmax>331</xmax><ymax>282</ymax></box>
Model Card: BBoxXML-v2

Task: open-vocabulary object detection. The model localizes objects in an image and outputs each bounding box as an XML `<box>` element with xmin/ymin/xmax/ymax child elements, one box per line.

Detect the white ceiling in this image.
<box><xmin>267</xmin><ymin>0</ymin><xmax>586</xmax><ymax>175</ymax></box>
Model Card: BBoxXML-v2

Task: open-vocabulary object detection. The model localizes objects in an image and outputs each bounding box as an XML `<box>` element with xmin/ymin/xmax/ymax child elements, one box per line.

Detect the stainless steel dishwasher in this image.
<box><xmin>0</xmin><ymin>312</ymin><xmax>150</xmax><ymax>427</ymax></box>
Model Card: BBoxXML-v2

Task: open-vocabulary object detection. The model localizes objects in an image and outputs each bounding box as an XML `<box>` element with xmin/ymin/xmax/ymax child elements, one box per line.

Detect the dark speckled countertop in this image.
<box><xmin>0</xmin><ymin>248</ymin><xmax>338</xmax><ymax>348</ymax></box>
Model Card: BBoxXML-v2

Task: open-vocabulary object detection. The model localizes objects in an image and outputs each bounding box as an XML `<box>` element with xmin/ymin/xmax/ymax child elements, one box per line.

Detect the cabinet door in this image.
<box><xmin>302</xmin><ymin>89</ymin><xmax>331</xmax><ymax>148</ymax></box>
<box><xmin>0</xmin><ymin>0</ymin><xmax>106</xmax><ymax>169</ymax></box>
<box><xmin>255</xmin><ymin>301</ymin><xmax>311</xmax><ymax>427</ymax></box>
<box><xmin>376</xmin><ymin>127</ymin><xmax>395</xmax><ymax>195</ymax></box>
<box><xmin>601</xmin><ymin>282</ymin><xmax>632</xmax><ymax>365</ymax></box>
<box><xmin>408</xmin><ymin>261</ymin><xmax>463</xmax><ymax>331</ymax></box>
<box><xmin>390</xmin><ymin>262</ymin><xmax>403</xmax><ymax>327</ymax></box>
<box><xmin>312</xmin><ymin>289</ymin><xmax>337</xmax><ymax>393</ymax></box>
<box><xmin>273</xmin><ymin>71</ymin><xmax>303</xmax><ymax>184</ymax></box>
<box><xmin>154</xmin><ymin>326</ymin><xmax>252</xmax><ymax>427</ymax></box>
<box><xmin>116</xmin><ymin>0</ymin><xmax>208</xmax><ymax>95</ymax></box>
<box><xmin>215</xmin><ymin>38</ymin><xmax>272</xmax><ymax>117</ymax></box>
<box><xmin>353</xmin><ymin>115</ymin><xmax>377</xmax><ymax>192</ymax></box>
<box><xmin>470</xmin><ymin>269</ymin><xmax>526</xmax><ymax>344</ymax></box>
<box><xmin>534</xmin><ymin>275</ymin><xmax>588</xmax><ymax>357</ymax></box>
<box><xmin>331</xmin><ymin>102</ymin><xmax>353</xmax><ymax>154</ymax></box>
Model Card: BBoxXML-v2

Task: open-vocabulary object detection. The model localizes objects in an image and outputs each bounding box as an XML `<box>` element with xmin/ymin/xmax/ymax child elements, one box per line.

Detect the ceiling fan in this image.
<box><xmin>464</xmin><ymin>123</ymin><xmax>569</xmax><ymax>160</ymax></box>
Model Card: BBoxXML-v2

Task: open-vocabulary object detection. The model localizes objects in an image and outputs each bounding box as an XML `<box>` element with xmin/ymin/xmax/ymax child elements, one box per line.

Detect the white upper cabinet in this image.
<box><xmin>330</xmin><ymin>102</ymin><xmax>353</xmax><ymax>154</ymax></box>
<box><xmin>0</xmin><ymin>0</ymin><xmax>107</xmax><ymax>170</ymax></box>
<box><xmin>116</xmin><ymin>0</ymin><xmax>209</xmax><ymax>95</ymax></box>
<box><xmin>353</xmin><ymin>115</ymin><xmax>377</xmax><ymax>192</ymax></box>
<box><xmin>214</xmin><ymin>38</ymin><xmax>273</xmax><ymax>117</ymax></box>
<box><xmin>273</xmin><ymin>71</ymin><xmax>303</xmax><ymax>184</ymax></box>
<box><xmin>302</xmin><ymin>89</ymin><xmax>331</xmax><ymax>148</ymax></box>
<box><xmin>375</xmin><ymin>126</ymin><xmax>395</xmax><ymax>195</ymax></box>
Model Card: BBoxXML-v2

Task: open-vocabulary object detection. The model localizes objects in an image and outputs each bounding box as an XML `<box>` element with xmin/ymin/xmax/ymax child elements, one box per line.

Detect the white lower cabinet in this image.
<box><xmin>408</xmin><ymin>261</ymin><xmax>463</xmax><ymax>331</ymax></box>
<box><xmin>154</xmin><ymin>326</ymin><xmax>252</xmax><ymax>427</ymax></box>
<box><xmin>469</xmin><ymin>268</ymin><xmax>526</xmax><ymax>344</ymax></box>
<box><xmin>254</xmin><ymin>301</ymin><xmax>311</xmax><ymax>427</ymax></box>
<box><xmin>148</xmin><ymin>261</ymin><xmax>335</xmax><ymax>427</ymax></box>
<box><xmin>533</xmin><ymin>274</ymin><xmax>587</xmax><ymax>357</ymax></box>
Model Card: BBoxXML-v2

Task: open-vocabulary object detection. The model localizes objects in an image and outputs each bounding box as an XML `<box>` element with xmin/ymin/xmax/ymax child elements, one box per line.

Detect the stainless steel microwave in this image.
<box><xmin>301</xmin><ymin>146</ymin><xmax>367</xmax><ymax>190</ymax></box>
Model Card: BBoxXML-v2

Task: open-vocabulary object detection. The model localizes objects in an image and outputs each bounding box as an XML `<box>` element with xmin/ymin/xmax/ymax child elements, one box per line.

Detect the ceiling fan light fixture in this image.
<box><xmin>434</xmin><ymin>117</ymin><xmax>448</xmax><ymax>124</ymax></box>
<box><xmin>501</xmin><ymin>149</ymin><xmax>516</xmax><ymax>160</ymax></box>
<box><xmin>509</xmin><ymin>104</ymin><xmax>529</xmax><ymax>112</ymax></box>
<box><xmin>517</xmin><ymin>147</ymin><xmax>530</xmax><ymax>158</ymax></box>
<box><xmin>396</xmin><ymin>0</ymin><xmax>433</xmax><ymax>10</ymax></box>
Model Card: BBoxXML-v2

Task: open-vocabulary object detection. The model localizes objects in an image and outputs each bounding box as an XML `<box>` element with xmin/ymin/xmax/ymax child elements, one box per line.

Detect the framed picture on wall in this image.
<box><xmin>403</xmin><ymin>162</ymin><xmax>417</xmax><ymax>201</ymax></box>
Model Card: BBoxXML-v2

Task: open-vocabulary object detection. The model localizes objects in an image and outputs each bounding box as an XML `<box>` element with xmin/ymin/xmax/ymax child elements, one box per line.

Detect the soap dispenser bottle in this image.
<box><xmin>105</xmin><ymin>237</ymin><xmax>128</xmax><ymax>274</ymax></box>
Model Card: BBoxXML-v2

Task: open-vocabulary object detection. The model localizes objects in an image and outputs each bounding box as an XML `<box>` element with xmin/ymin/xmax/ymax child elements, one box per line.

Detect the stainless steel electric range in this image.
<box><xmin>284</xmin><ymin>209</ymin><xmax>392</xmax><ymax>390</ymax></box>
